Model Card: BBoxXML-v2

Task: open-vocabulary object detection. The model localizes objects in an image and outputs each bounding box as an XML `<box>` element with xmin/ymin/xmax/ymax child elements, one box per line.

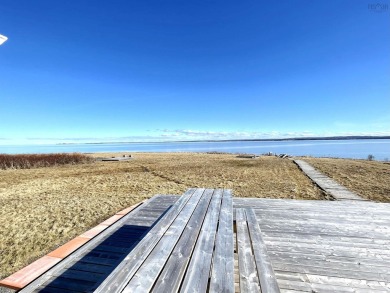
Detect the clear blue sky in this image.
<box><xmin>1</xmin><ymin>0</ymin><xmax>389</xmax><ymax>144</ymax></box>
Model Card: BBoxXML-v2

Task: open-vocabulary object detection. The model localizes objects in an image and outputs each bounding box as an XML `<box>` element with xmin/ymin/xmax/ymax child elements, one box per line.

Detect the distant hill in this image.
<box><xmin>204</xmin><ymin>136</ymin><xmax>390</xmax><ymax>143</ymax></box>
<box><xmin>57</xmin><ymin>135</ymin><xmax>390</xmax><ymax>145</ymax></box>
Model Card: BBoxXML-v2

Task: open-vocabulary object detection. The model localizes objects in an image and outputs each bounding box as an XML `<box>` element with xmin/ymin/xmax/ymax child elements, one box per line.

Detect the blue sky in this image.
<box><xmin>0</xmin><ymin>0</ymin><xmax>389</xmax><ymax>144</ymax></box>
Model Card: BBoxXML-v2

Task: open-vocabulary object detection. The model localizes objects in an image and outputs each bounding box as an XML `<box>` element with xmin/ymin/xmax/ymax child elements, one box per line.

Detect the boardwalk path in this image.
<box><xmin>294</xmin><ymin>159</ymin><xmax>366</xmax><ymax>201</ymax></box>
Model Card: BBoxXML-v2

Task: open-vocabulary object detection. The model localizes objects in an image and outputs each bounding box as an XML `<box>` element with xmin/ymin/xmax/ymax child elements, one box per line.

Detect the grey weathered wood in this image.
<box><xmin>94</xmin><ymin>188</ymin><xmax>200</xmax><ymax>293</ymax></box>
<box><xmin>275</xmin><ymin>271</ymin><xmax>390</xmax><ymax>291</ymax></box>
<box><xmin>232</xmin><ymin>196</ymin><xmax>390</xmax><ymax>292</ymax></box>
<box><xmin>236</xmin><ymin>208</ymin><xmax>260</xmax><ymax>293</ymax></box>
<box><xmin>209</xmin><ymin>189</ymin><xmax>235</xmax><ymax>293</ymax></box>
<box><xmin>151</xmin><ymin>189</ymin><xmax>214</xmax><ymax>293</ymax></box>
<box><xmin>246</xmin><ymin>208</ymin><xmax>280</xmax><ymax>293</ymax></box>
<box><xmin>272</xmin><ymin>261</ymin><xmax>390</xmax><ymax>282</ymax></box>
<box><xmin>123</xmin><ymin>188</ymin><xmax>207</xmax><ymax>292</ymax></box>
<box><xmin>268</xmin><ymin>250</ymin><xmax>390</xmax><ymax>268</ymax></box>
<box><xmin>266</xmin><ymin>244</ymin><xmax>390</xmax><ymax>262</ymax></box>
<box><xmin>268</xmin><ymin>252</ymin><xmax>390</xmax><ymax>274</ymax></box>
<box><xmin>294</xmin><ymin>159</ymin><xmax>365</xmax><ymax>201</ymax></box>
<box><xmin>180</xmin><ymin>189</ymin><xmax>223</xmax><ymax>293</ymax></box>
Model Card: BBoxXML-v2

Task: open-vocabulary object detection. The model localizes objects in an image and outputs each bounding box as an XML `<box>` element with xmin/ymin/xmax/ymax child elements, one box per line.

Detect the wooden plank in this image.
<box><xmin>180</xmin><ymin>189</ymin><xmax>223</xmax><ymax>293</ymax></box>
<box><xmin>209</xmin><ymin>189</ymin><xmax>235</xmax><ymax>293</ymax></box>
<box><xmin>268</xmin><ymin>250</ymin><xmax>390</xmax><ymax>269</ymax></box>
<box><xmin>94</xmin><ymin>188</ymin><xmax>200</xmax><ymax>293</ymax></box>
<box><xmin>275</xmin><ymin>271</ymin><xmax>390</xmax><ymax>291</ymax></box>
<box><xmin>272</xmin><ymin>262</ymin><xmax>390</xmax><ymax>282</ymax></box>
<box><xmin>233</xmin><ymin>199</ymin><xmax>390</xmax><ymax>215</ymax></box>
<box><xmin>92</xmin><ymin>245</ymin><xmax>133</xmax><ymax>254</ymax></box>
<box><xmin>246</xmin><ymin>208</ymin><xmax>280</xmax><ymax>293</ymax></box>
<box><xmin>52</xmin><ymin>269</ymin><xmax>105</xmax><ymax>283</ymax></box>
<box><xmin>265</xmin><ymin>243</ymin><xmax>390</xmax><ymax>262</ymax></box>
<box><xmin>277</xmin><ymin>278</ymin><xmax>358</xmax><ymax>293</ymax></box>
<box><xmin>123</xmin><ymin>188</ymin><xmax>206</xmax><ymax>292</ymax></box>
<box><xmin>77</xmin><ymin>255</ymin><xmax>119</xmax><ymax>266</ymax></box>
<box><xmin>254</xmin><ymin>212</ymin><xmax>390</xmax><ymax>225</ymax></box>
<box><xmin>262</xmin><ymin>231</ymin><xmax>390</xmax><ymax>244</ymax></box>
<box><xmin>38</xmin><ymin>276</ymin><xmax>95</xmax><ymax>292</ymax></box>
<box><xmin>260</xmin><ymin>228</ymin><xmax>390</xmax><ymax>241</ymax></box>
<box><xmin>264</xmin><ymin>237</ymin><xmax>390</xmax><ymax>253</ymax></box>
<box><xmin>293</xmin><ymin>160</ymin><xmax>365</xmax><ymax>201</ymax></box>
<box><xmin>269</xmin><ymin>256</ymin><xmax>390</xmax><ymax>275</ymax></box>
<box><xmin>64</xmin><ymin>262</ymin><xmax>113</xmax><ymax>275</ymax></box>
<box><xmin>151</xmin><ymin>189</ymin><xmax>214</xmax><ymax>292</ymax></box>
<box><xmin>235</xmin><ymin>208</ymin><xmax>260</xmax><ymax>293</ymax></box>
<box><xmin>263</xmin><ymin>240</ymin><xmax>390</xmax><ymax>256</ymax></box>
<box><xmin>38</xmin><ymin>286</ymin><xmax>82</xmax><ymax>293</ymax></box>
<box><xmin>277</xmin><ymin>276</ymin><xmax>390</xmax><ymax>292</ymax></box>
<box><xmin>263</xmin><ymin>232</ymin><xmax>390</xmax><ymax>246</ymax></box>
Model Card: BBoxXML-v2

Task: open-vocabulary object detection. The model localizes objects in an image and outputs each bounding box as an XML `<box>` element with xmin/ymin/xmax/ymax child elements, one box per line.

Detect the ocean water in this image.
<box><xmin>1</xmin><ymin>139</ymin><xmax>389</xmax><ymax>160</ymax></box>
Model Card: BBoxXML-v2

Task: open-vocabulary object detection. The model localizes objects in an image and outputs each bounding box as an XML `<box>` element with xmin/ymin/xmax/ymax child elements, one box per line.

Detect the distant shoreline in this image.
<box><xmin>57</xmin><ymin>136</ymin><xmax>390</xmax><ymax>145</ymax></box>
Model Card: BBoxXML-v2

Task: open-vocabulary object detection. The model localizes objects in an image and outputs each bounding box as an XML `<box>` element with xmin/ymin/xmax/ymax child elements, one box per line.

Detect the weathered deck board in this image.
<box><xmin>234</xmin><ymin>197</ymin><xmax>390</xmax><ymax>292</ymax></box>
<box><xmin>294</xmin><ymin>159</ymin><xmax>365</xmax><ymax>201</ymax></box>
<box><xmin>152</xmin><ymin>189</ymin><xmax>214</xmax><ymax>292</ymax></box>
<box><xmin>245</xmin><ymin>209</ymin><xmax>280</xmax><ymax>293</ymax></box>
<box><xmin>236</xmin><ymin>209</ymin><xmax>260</xmax><ymax>293</ymax></box>
<box><xmin>210</xmin><ymin>190</ymin><xmax>235</xmax><ymax>293</ymax></box>
<box><xmin>180</xmin><ymin>190</ymin><xmax>223</xmax><ymax>293</ymax></box>
<box><xmin>123</xmin><ymin>189</ymin><xmax>207</xmax><ymax>292</ymax></box>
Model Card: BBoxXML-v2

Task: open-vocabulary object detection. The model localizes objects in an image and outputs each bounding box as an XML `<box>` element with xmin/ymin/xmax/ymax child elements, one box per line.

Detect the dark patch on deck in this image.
<box><xmin>21</xmin><ymin>195</ymin><xmax>179</xmax><ymax>292</ymax></box>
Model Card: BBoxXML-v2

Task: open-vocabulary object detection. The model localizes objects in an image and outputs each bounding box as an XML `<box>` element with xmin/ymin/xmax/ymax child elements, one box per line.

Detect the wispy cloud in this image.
<box><xmin>3</xmin><ymin>129</ymin><xmax>390</xmax><ymax>145</ymax></box>
<box><xmin>157</xmin><ymin>129</ymin><xmax>390</xmax><ymax>140</ymax></box>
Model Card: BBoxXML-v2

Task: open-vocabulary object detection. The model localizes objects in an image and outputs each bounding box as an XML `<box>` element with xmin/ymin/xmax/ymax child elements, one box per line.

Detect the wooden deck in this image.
<box><xmin>294</xmin><ymin>160</ymin><xmax>366</xmax><ymax>201</ymax></box>
<box><xmin>235</xmin><ymin>198</ymin><xmax>390</xmax><ymax>292</ymax></box>
<box><xmin>4</xmin><ymin>188</ymin><xmax>390</xmax><ymax>292</ymax></box>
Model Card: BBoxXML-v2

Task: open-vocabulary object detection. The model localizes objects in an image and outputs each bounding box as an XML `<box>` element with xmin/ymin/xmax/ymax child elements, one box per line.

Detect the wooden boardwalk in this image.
<box><xmin>294</xmin><ymin>159</ymin><xmax>365</xmax><ymax>201</ymax></box>
<box><xmin>3</xmin><ymin>188</ymin><xmax>390</xmax><ymax>292</ymax></box>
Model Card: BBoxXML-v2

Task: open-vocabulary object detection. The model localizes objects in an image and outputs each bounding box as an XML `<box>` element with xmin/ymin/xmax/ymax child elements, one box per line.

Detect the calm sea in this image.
<box><xmin>0</xmin><ymin>139</ymin><xmax>389</xmax><ymax>160</ymax></box>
